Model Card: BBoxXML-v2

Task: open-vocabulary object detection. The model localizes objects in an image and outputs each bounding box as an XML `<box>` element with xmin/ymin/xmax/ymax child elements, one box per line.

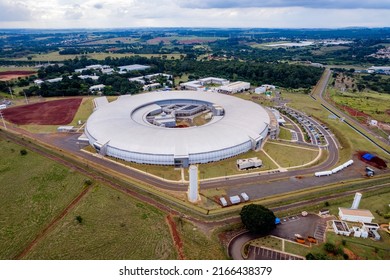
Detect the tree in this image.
<box><xmin>240</xmin><ymin>204</ymin><xmax>276</xmax><ymax>234</ymax></box>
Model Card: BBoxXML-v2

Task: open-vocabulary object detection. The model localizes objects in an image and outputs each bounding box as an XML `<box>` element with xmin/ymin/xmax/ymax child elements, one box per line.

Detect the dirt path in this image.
<box><xmin>166</xmin><ymin>215</ymin><xmax>186</xmax><ymax>260</ymax></box>
<box><xmin>15</xmin><ymin>185</ymin><xmax>93</xmax><ymax>259</ymax></box>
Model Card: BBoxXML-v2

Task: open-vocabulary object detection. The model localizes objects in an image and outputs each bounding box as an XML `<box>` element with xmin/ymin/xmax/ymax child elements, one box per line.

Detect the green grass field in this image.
<box><xmin>263</xmin><ymin>141</ymin><xmax>319</xmax><ymax>168</ymax></box>
<box><xmin>278</xmin><ymin>127</ymin><xmax>292</xmax><ymax>141</ymax></box>
<box><xmin>25</xmin><ymin>185</ymin><xmax>177</xmax><ymax>260</ymax></box>
<box><xmin>198</xmin><ymin>150</ymin><xmax>279</xmax><ymax>179</ymax></box>
<box><xmin>0</xmin><ymin>136</ymin><xmax>90</xmax><ymax>259</ymax></box>
<box><xmin>174</xmin><ymin>217</ymin><xmax>227</xmax><ymax>260</ymax></box>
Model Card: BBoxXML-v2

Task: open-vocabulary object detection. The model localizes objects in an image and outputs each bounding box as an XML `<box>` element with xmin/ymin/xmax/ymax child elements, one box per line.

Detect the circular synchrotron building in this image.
<box><xmin>85</xmin><ymin>91</ymin><xmax>270</xmax><ymax>167</ymax></box>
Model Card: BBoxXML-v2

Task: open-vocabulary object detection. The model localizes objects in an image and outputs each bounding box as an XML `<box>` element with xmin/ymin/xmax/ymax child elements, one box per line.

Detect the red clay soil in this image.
<box><xmin>166</xmin><ymin>215</ymin><xmax>186</xmax><ymax>260</ymax></box>
<box><xmin>3</xmin><ymin>98</ymin><xmax>82</xmax><ymax>125</ymax></box>
<box><xmin>0</xmin><ymin>70</ymin><xmax>36</xmax><ymax>81</ymax></box>
<box><xmin>357</xmin><ymin>151</ymin><xmax>388</xmax><ymax>169</ymax></box>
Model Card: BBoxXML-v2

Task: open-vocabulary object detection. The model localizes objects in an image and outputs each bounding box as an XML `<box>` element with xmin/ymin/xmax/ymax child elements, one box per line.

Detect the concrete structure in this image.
<box><xmin>93</xmin><ymin>96</ymin><xmax>109</xmax><ymax>110</ymax></box>
<box><xmin>85</xmin><ymin>91</ymin><xmax>270</xmax><ymax>167</ymax></box>
<box><xmin>153</xmin><ymin>112</ymin><xmax>176</xmax><ymax>127</ymax></box>
<box><xmin>338</xmin><ymin>208</ymin><xmax>375</xmax><ymax>223</ymax></box>
<box><xmin>351</xmin><ymin>192</ymin><xmax>362</xmax><ymax>210</ymax></box>
<box><xmin>218</xmin><ymin>81</ymin><xmax>250</xmax><ymax>94</ymax></box>
<box><xmin>188</xmin><ymin>165</ymin><xmax>199</xmax><ymax>203</ymax></box>
<box><xmin>332</xmin><ymin>220</ymin><xmax>350</xmax><ymax>236</ymax></box>
<box><xmin>237</xmin><ymin>157</ymin><xmax>262</xmax><ymax>170</ymax></box>
<box><xmin>352</xmin><ymin>227</ymin><xmax>368</xmax><ymax>238</ymax></box>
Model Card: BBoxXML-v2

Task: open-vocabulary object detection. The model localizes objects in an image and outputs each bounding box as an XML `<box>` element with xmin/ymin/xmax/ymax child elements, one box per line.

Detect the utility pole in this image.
<box><xmin>0</xmin><ymin>110</ymin><xmax>7</xmax><ymax>130</ymax></box>
<box><xmin>23</xmin><ymin>90</ymin><xmax>28</xmax><ymax>104</ymax></box>
<box><xmin>8</xmin><ymin>87</ymin><xmax>13</xmax><ymax>99</ymax></box>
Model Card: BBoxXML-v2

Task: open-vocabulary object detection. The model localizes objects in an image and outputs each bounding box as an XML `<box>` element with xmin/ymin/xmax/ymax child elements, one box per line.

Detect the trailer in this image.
<box><xmin>219</xmin><ymin>197</ymin><xmax>227</xmax><ymax>207</ymax></box>
<box><xmin>240</xmin><ymin>192</ymin><xmax>249</xmax><ymax>201</ymax></box>
<box><xmin>343</xmin><ymin>159</ymin><xmax>354</xmax><ymax>167</ymax></box>
<box><xmin>229</xmin><ymin>195</ymin><xmax>241</xmax><ymax>205</ymax></box>
<box><xmin>331</xmin><ymin>165</ymin><xmax>344</xmax><ymax>174</ymax></box>
<box><xmin>314</xmin><ymin>171</ymin><xmax>332</xmax><ymax>177</ymax></box>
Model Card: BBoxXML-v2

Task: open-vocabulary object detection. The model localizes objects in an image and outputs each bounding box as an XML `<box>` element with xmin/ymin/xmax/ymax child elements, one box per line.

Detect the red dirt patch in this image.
<box><xmin>3</xmin><ymin>98</ymin><xmax>82</xmax><ymax>125</ymax></box>
<box><xmin>0</xmin><ymin>70</ymin><xmax>36</xmax><ymax>81</ymax></box>
<box><xmin>166</xmin><ymin>215</ymin><xmax>186</xmax><ymax>260</ymax></box>
<box><xmin>357</xmin><ymin>151</ymin><xmax>388</xmax><ymax>169</ymax></box>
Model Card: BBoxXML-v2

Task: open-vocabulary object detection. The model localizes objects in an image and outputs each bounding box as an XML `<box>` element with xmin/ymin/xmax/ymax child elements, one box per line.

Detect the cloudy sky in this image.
<box><xmin>1</xmin><ymin>0</ymin><xmax>390</xmax><ymax>29</ymax></box>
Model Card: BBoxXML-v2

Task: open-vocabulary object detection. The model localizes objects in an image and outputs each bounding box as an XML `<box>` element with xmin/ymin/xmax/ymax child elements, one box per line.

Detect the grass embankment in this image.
<box><xmin>25</xmin><ymin>185</ymin><xmax>177</xmax><ymax>260</ymax></box>
<box><xmin>0</xmin><ymin>137</ymin><xmax>90</xmax><ymax>259</ymax></box>
<box><xmin>278</xmin><ymin>127</ymin><xmax>292</xmax><ymax>141</ymax></box>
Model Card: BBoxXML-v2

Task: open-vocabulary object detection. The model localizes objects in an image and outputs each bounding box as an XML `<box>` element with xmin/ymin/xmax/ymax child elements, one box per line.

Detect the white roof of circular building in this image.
<box><xmin>85</xmin><ymin>91</ymin><xmax>270</xmax><ymax>165</ymax></box>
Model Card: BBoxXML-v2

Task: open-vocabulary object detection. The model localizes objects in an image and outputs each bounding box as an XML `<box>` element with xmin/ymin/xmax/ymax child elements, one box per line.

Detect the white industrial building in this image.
<box><xmin>218</xmin><ymin>81</ymin><xmax>250</xmax><ymax>94</ymax></box>
<box><xmin>367</xmin><ymin>66</ymin><xmax>390</xmax><ymax>74</ymax></box>
<box><xmin>338</xmin><ymin>208</ymin><xmax>375</xmax><ymax>223</ymax></box>
<box><xmin>78</xmin><ymin>75</ymin><xmax>99</xmax><ymax>81</ymax></box>
<box><xmin>118</xmin><ymin>64</ymin><xmax>150</xmax><ymax>74</ymax></box>
<box><xmin>89</xmin><ymin>84</ymin><xmax>105</xmax><ymax>92</ymax></box>
<box><xmin>255</xmin><ymin>84</ymin><xmax>276</xmax><ymax>94</ymax></box>
<box><xmin>85</xmin><ymin>91</ymin><xmax>270</xmax><ymax>167</ymax></box>
<box><xmin>181</xmin><ymin>77</ymin><xmax>229</xmax><ymax>91</ymax></box>
<box><xmin>237</xmin><ymin>157</ymin><xmax>262</xmax><ymax>170</ymax></box>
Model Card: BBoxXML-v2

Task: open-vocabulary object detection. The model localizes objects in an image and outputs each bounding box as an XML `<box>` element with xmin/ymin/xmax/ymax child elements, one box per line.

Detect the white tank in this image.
<box><xmin>351</xmin><ymin>192</ymin><xmax>362</xmax><ymax>209</ymax></box>
<box><xmin>188</xmin><ymin>165</ymin><xmax>199</xmax><ymax>203</ymax></box>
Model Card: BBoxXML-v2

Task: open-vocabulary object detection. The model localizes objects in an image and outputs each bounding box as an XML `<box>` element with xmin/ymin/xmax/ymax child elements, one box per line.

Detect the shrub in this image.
<box><xmin>20</xmin><ymin>149</ymin><xmax>28</xmax><ymax>156</ymax></box>
<box><xmin>75</xmin><ymin>215</ymin><xmax>83</xmax><ymax>224</ymax></box>
<box><xmin>84</xmin><ymin>179</ymin><xmax>93</xmax><ymax>186</ymax></box>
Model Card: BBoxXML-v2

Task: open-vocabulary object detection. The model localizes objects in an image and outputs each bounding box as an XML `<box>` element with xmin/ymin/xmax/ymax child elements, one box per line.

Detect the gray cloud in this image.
<box><xmin>65</xmin><ymin>4</ymin><xmax>83</xmax><ymax>20</ymax></box>
<box><xmin>178</xmin><ymin>0</ymin><xmax>390</xmax><ymax>9</ymax></box>
<box><xmin>0</xmin><ymin>1</ymin><xmax>32</xmax><ymax>21</ymax></box>
<box><xmin>94</xmin><ymin>3</ymin><xmax>103</xmax><ymax>9</ymax></box>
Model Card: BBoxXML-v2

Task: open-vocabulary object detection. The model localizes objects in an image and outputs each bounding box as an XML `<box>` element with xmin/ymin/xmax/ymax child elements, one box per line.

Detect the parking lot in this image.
<box><xmin>271</xmin><ymin>213</ymin><xmax>331</xmax><ymax>243</ymax></box>
<box><xmin>248</xmin><ymin>246</ymin><xmax>304</xmax><ymax>260</ymax></box>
